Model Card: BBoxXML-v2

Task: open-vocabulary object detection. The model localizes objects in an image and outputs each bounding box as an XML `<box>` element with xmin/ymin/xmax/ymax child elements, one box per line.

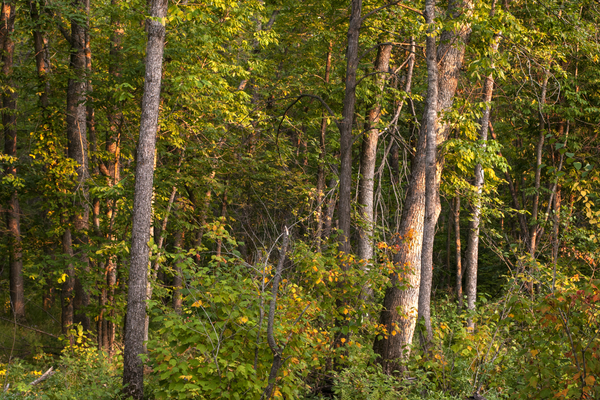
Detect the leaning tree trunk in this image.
<box><xmin>357</xmin><ymin>42</ymin><xmax>393</xmax><ymax>276</ymax></box>
<box><xmin>464</xmin><ymin>28</ymin><xmax>500</xmax><ymax>330</ymax></box>
<box><xmin>122</xmin><ymin>0</ymin><xmax>168</xmax><ymax>398</ymax></box>
<box><xmin>2</xmin><ymin>1</ymin><xmax>24</xmax><ymax>320</ymax></box>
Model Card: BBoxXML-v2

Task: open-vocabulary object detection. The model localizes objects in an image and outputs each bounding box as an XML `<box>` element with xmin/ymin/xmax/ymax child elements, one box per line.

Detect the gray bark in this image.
<box><xmin>464</xmin><ymin>31</ymin><xmax>500</xmax><ymax>330</ymax></box>
<box><xmin>358</xmin><ymin>42</ymin><xmax>393</xmax><ymax>268</ymax></box>
<box><xmin>418</xmin><ymin>3</ymin><xmax>439</xmax><ymax>343</ymax></box>
<box><xmin>375</xmin><ymin>0</ymin><xmax>472</xmax><ymax>372</ymax></box>
<box><xmin>122</xmin><ymin>0</ymin><xmax>168</xmax><ymax>397</ymax></box>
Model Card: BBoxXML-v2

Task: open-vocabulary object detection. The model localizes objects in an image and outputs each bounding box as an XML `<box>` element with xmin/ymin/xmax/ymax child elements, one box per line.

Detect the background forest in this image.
<box><xmin>1</xmin><ymin>0</ymin><xmax>600</xmax><ymax>398</ymax></box>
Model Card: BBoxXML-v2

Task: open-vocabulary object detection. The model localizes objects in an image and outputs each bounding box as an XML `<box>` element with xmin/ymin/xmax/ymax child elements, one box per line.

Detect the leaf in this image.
<box><xmin>574</xmin><ymin>162</ymin><xmax>582</xmax><ymax>170</ymax></box>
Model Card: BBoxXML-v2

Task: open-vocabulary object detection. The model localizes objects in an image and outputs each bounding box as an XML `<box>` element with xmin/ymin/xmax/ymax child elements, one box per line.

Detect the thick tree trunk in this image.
<box><xmin>464</xmin><ymin>31</ymin><xmax>500</xmax><ymax>330</ymax></box>
<box><xmin>375</xmin><ymin>0</ymin><xmax>472</xmax><ymax>372</ymax></box>
<box><xmin>2</xmin><ymin>1</ymin><xmax>24</xmax><ymax>320</ymax></box>
<box><xmin>337</xmin><ymin>0</ymin><xmax>362</xmax><ymax>255</ymax></box>
<box><xmin>417</xmin><ymin>2</ymin><xmax>439</xmax><ymax>345</ymax></box>
<box><xmin>64</xmin><ymin>0</ymin><xmax>91</xmax><ymax>332</ymax></box>
<box><xmin>357</xmin><ymin>43</ymin><xmax>392</xmax><ymax>269</ymax></box>
<box><xmin>122</xmin><ymin>0</ymin><xmax>168</xmax><ymax>397</ymax></box>
<box><xmin>418</xmin><ymin>0</ymin><xmax>473</xmax><ymax>346</ymax></box>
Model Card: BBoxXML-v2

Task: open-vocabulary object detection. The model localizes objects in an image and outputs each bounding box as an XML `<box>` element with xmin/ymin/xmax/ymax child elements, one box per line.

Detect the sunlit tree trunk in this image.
<box><xmin>464</xmin><ymin>28</ymin><xmax>500</xmax><ymax>330</ymax></box>
<box><xmin>357</xmin><ymin>42</ymin><xmax>392</xmax><ymax>276</ymax></box>
<box><xmin>376</xmin><ymin>0</ymin><xmax>473</xmax><ymax>370</ymax></box>
<box><xmin>122</xmin><ymin>0</ymin><xmax>168</xmax><ymax>397</ymax></box>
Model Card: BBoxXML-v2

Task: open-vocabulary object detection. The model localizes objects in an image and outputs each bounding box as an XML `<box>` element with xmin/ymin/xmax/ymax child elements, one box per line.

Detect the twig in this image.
<box><xmin>29</xmin><ymin>367</ymin><xmax>55</xmax><ymax>386</ymax></box>
<box><xmin>0</xmin><ymin>317</ymin><xmax>59</xmax><ymax>339</ymax></box>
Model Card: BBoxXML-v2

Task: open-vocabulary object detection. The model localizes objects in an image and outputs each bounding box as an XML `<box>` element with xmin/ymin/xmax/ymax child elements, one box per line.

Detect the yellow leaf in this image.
<box><xmin>530</xmin><ymin>349</ymin><xmax>539</xmax><ymax>357</ymax></box>
<box><xmin>341</xmin><ymin>338</ymin><xmax>346</xmax><ymax>343</ymax></box>
<box><xmin>191</xmin><ymin>300</ymin><xmax>203</xmax><ymax>307</ymax></box>
<box><xmin>391</xmin><ymin>330</ymin><xmax>397</xmax><ymax>336</ymax></box>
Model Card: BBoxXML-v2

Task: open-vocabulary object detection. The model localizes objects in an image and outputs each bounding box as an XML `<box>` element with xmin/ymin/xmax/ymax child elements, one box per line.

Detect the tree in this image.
<box><xmin>122</xmin><ymin>0</ymin><xmax>168</xmax><ymax>397</ymax></box>
<box><xmin>2</xmin><ymin>0</ymin><xmax>24</xmax><ymax>320</ymax></box>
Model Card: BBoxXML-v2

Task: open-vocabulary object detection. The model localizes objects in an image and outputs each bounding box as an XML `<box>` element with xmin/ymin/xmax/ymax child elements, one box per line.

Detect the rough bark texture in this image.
<box><xmin>122</xmin><ymin>0</ymin><xmax>168</xmax><ymax>397</ymax></box>
<box><xmin>358</xmin><ymin>43</ymin><xmax>392</xmax><ymax>267</ymax></box>
<box><xmin>337</xmin><ymin>0</ymin><xmax>362</xmax><ymax>255</ymax></box>
<box><xmin>2</xmin><ymin>1</ymin><xmax>24</xmax><ymax>320</ymax></box>
<box><xmin>64</xmin><ymin>0</ymin><xmax>91</xmax><ymax>332</ymax></box>
<box><xmin>375</xmin><ymin>0</ymin><xmax>472</xmax><ymax>373</ymax></box>
<box><xmin>464</xmin><ymin>32</ymin><xmax>500</xmax><ymax>330</ymax></box>
<box><xmin>417</xmin><ymin>5</ymin><xmax>439</xmax><ymax>343</ymax></box>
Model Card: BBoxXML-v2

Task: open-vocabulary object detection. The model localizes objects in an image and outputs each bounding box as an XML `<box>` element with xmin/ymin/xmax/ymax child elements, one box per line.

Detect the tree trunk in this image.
<box><xmin>337</xmin><ymin>0</ymin><xmax>362</xmax><ymax>255</ymax></box>
<box><xmin>454</xmin><ymin>195</ymin><xmax>463</xmax><ymax>307</ymax></box>
<box><xmin>316</xmin><ymin>43</ymin><xmax>332</xmax><ymax>250</ymax></box>
<box><xmin>418</xmin><ymin>0</ymin><xmax>473</xmax><ymax>346</ymax></box>
<box><xmin>172</xmin><ymin>229</ymin><xmax>184</xmax><ymax>314</ymax></box>
<box><xmin>122</xmin><ymin>0</ymin><xmax>168</xmax><ymax>397</ymax></box>
<box><xmin>29</xmin><ymin>0</ymin><xmax>50</xmax><ymax>108</ymax></box>
<box><xmin>375</xmin><ymin>0</ymin><xmax>473</xmax><ymax>372</ymax></box>
<box><xmin>417</xmin><ymin>1</ymin><xmax>439</xmax><ymax>345</ymax></box>
<box><xmin>2</xmin><ymin>1</ymin><xmax>24</xmax><ymax>320</ymax></box>
<box><xmin>551</xmin><ymin>187</ymin><xmax>561</xmax><ymax>291</ymax></box>
<box><xmin>64</xmin><ymin>0</ymin><xmax>91</xmax><ymax>332</ymax></box>
<box><xmin>464</xmin><ymin>30</ymin><xmax>500</xmax><ymax>330</ymax></box>
<box><xmin>529</xmin><ymin>72</ymin><xmax>549</xmax><ymax>257</ymax></box>
<box><xmin>357</xmin><ymin>42</ymin><xmax>392</xmax><ymax>270</ymax></box>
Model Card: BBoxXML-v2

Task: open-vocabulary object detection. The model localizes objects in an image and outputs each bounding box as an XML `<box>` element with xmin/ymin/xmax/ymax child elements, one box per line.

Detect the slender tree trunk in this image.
<box><xmin>122</xmin><ymin>0</ymin><xmax>168</xmax><ymax>397</ymax></box>
<box><xmin>2</xmin><ymin>1</ymin><xmax>24</xmax><ymax>320</ymax></box>
<box><xmin>357</xmin><ymin>43</ymin><xmax>392</xmax><ymax>270</ymax></box>
<box><xmin>337</xmin><ymin>0</ymin><xmax>362</xmax><ymax>255</ymax></box>
<box><xmin>454</xmin><ymin>195</ymin><xmax>463</xmax><ymax>307</ymax></box>
<box><xmin>323</xmin><ymin>176</ymin><xmax>338</xmax><ymax>240</ymax></box>
<box><xmin>551</xmin><ymin>187</ymin><xmax>561</xmax><ymax>291</ymax></box>
<box><xmin>417</xmin><ymin>2</ymin><xmax>439</xmax><ymax>345</ymax></box>
<box><xmin>464</xmin><ymin>29</ymin><xmax>500</xmax><ymax>330</ymax></box>
<box><xmin>316</xmin><ymin>44</ymin><xmax>332</xmax><ymax>250</ymax></box>
<box><xmin>529</xmin><ymin>72</ymin><xmax>549</xmax><ymax>257</ymax></box>
<box><xmin>29</xmin><ymin>0</ymin><xmax>50</xmax><ymax>108</ymax></box>
<box><xmin>172</xmin><ymin>229</ymin><xmax>184</xmax><ymax>314</ymax></box>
